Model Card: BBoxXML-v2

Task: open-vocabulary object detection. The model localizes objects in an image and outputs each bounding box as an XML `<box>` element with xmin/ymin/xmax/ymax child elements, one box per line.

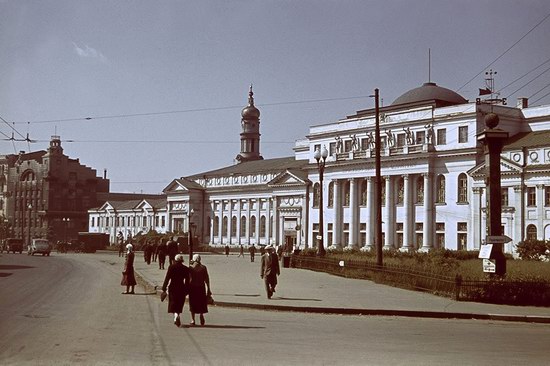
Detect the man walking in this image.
<box><xmin>260</xmin><ymin>245</ymin><xmax>280</xmax><ymax>299</ymax></box>
<box><xmin>238</xmin><ymin>245</ymin><xmax>244</xmax><ymax>258</ymax></box>
<box><xmin>249</xmin><ymin>244</ymin><xmax>256</xmax><ymax>262</ymax></box>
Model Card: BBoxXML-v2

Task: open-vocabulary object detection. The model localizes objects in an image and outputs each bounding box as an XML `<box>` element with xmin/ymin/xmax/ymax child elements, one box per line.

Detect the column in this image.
<box><xmin>421</xmin><ymin>173</ymin><xmax>434</xmax><ymax>251</ymax></box>
<box><xmin>471</xmin><ymin>187</ymin><xmax>482</xmax><ymax>250</ymax></box>
<box><xmin>366</xmin><ymin>177</ymin><xmax>374</xmax><ymax>249</ymax></box>
<box><xmin>272</xmin><ymin>197</ymin><xmax>278</xmax><ymax>245</ymax></box>
<box><xmin>349</xmin><ymin>178</ymin><xmax>358</xmax><ymax>247</ymax></box>
<box><xmin>209</xmin><ymin>202</ymin><xmax>214</xmax><ymax>245</ymax></box>
<box><xmin>384</xmin><ymin>176</ymin><xmax>393</xmax><ymax>249</ymax></box>
<box><xmin>256</xmin><ymin>199</ymin><xmax>261</xmax><ymax>244</ymax></box>
<box><xmin>266</xmin><ymin>198</ymin><xmax>271</xmax><ymax>244</ymax></box>
<box><xmin>537</xmin><ymin>184</ymin><xmax>544</xmax><ymax>240</ymax></box>
<box><xmin>513</xmin><ymin>186</ymin><xmax>522</xmax><ymax>245</ymax></box>
<box><xmin>401</xmin><ymin>174</ymin><xmax>413</xmax><ymax>251</ymax></box>
<box><xmin>333</xmin><ymin>179</ymin><xmax>341</xmax><ymax>247</ymax></box>
<box><xmin>237</xmin><ymin>200</ymin><xmax>242</xmax><ymax>245</ymax></box>
<box><xmin>218</xmin><ymin>201</ymin><xmax>223</xmax><ymax>244</ymax></box>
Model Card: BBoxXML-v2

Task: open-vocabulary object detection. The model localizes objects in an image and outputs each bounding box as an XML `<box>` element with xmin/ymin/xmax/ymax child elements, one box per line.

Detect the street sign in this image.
<box><xmin>478</xmin><ymin>244</ymin><xmax>493</xmax><ymax>259</ymax></box>
<box><xmin>483</xmin><ymin>259</ymin><xmax>496</xmax><ymax>273</ymax></box>
<box><xmin>485</xmin><ymin>235</ymin><xmax>512</xmax><ymax>244</ymax></box>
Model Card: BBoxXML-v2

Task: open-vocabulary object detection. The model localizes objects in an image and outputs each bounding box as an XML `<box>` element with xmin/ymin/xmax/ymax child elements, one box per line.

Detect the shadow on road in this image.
<box><xmin>0</xmin><ymin>264</ymin><xmax>35</xmax><ymax>277</ymax></box>
<box><xmin>274</xmin><ymin>297</ymin><xmax>322</xmax><ymax>302</ymax></box>
<box><xmin>182</xmin><ymin>324</ymin><xmax>265</xmax><ymax>329</ymax></box>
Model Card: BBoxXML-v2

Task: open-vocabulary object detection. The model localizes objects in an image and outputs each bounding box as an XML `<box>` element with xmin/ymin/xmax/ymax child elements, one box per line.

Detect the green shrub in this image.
<box><xmin>516</xmin><ymin>240</ymin><xmax>550</xmax><ymax>261</ymax></box>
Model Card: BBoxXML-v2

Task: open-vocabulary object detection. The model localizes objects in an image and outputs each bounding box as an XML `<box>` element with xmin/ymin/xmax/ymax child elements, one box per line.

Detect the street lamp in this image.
<box><xmin>314</xmin><ymin>145</ymin><xmax>329</xmax><ymax>257</ymax></box>
<box><xmin>63</xmin><ymin>217</ymin><xmax>71</xmax><ymax>243</ymax></box>
<box><xmin>188</xmin><ymin>208</ymin><xmax>195</xmax><ymax>262</ymax></box>
<box><xmin>27</xmin><ymin>203</ymin><xmax>32</xmax><ymax>248</ymax></box>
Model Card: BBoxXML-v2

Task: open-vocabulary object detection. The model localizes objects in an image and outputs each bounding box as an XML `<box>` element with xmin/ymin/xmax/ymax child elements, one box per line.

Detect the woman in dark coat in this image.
<box><xmin>157</xmin><ymin>240</ymin><xmax>167</xmax><ymax>269</ymax></box>
<box><xmin>121</xmin><ymin>244</ymin><xmax>137</xmax><ymax>294</ymax></box>
<box><xmin>188</xmin><ymin>254</ymin><xmax>211</xmax><ymax>326</ymax></box>
<box><xmin>161</xmin><ymin>254</ymin><xmax>190</xmax><ymax>327</ymax></box>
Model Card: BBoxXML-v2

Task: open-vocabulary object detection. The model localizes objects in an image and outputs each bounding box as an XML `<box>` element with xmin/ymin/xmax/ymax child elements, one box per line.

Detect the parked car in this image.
<box><xmin>28</xmin><ymin>239</ymin><xmax>51</xmax><ymax>256</ymax></box>
<box><xmin>4</xmin><ymin>238</ymin><xmax>24</xmax><ymax>254</ymax></box>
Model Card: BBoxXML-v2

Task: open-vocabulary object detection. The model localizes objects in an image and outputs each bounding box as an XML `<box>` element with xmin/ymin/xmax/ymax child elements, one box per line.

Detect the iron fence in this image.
<box><xmin>290</xmin><ymin>255</ymin><xmax>550</xmax><ymax>306</ymax></box>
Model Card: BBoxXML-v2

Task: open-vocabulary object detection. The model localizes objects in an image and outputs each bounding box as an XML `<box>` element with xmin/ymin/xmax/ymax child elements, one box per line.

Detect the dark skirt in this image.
<box><xmin>188</xmin><ymin>285</ymin><xmax>208</xmax><ymax>314</ymax></box>
<box><xmin>121</xmin><ymin>270</ymin><xmax>137</xmax><ymax>286</ymax></box>
<box><xmin>167</xmin><ymin>288</ymin><xmax>186</xmax><ymax>313</ymax></box>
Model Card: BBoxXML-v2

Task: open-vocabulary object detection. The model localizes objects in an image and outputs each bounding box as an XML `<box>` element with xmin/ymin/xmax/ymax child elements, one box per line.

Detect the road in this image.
<box><xmin>0</xmin><ymin>253</ymin><xmax>548</xmax><ymax>366</ymax></box>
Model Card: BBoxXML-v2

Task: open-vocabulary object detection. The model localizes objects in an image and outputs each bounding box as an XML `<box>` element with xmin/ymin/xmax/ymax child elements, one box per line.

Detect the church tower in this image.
<box><xmin>235</xmin><ymin>85</ymin><xmax>263</xmax><ymax>163</ymax></box>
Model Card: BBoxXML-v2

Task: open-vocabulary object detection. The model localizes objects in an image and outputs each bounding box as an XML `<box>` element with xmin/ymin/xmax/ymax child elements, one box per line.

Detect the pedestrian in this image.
<box><xmin>188</xmin><ymin>254</ymin><xmax>211</xmax><ymax>326</ymax></box>
<box><xmin>118</xmin><ymin>241</ymin><xmax>124</xmax><ymax>257</ymax></box>
<box><xmin>238</xmin><ymin>244</ymin><xmax>244</xmax><ymax>258</ymax></box>
<box><xmin>161</xmin><ymin>254</ymin><xmax>190</xmax><ymax>327</ymax></box>
<box><xmin>157</xmin><ymin>240</ymin><xmax>167</xmax><ymax>269</ymax></box>
<box><xmin>260</xmin><ymin>245</ymin><xmax>280</xmax><ymax>299</ymax></box>
<box><xmin>224</xmin><ymin>244</ymin><xmax>230</xmax><ymax>257</ymax></box>
<box><xmin>144</xmin><ymin>241</ymin><xmax>153</xmax><ymax>265</ymax></box>
<box><xmin>121</xmin><ymin>244</ymin><xmax>137</xmax><ymax>294</ymax></box>
<box><xmin>167</xmin><ymin>238</ymin><xmax>178</xmax><ymax>265</ymax></box>
<box><xmin>248</xmin><ymin>244</ymin><xmax>256</xmax><ymax>262</ymax></box>
<box><xmin>152</xmin><ymin>240</ymin><xmax>158</xmax><ymax>262</ymax></box>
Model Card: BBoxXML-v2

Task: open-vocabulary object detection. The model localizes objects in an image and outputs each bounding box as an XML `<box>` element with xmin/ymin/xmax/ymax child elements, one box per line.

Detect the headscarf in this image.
<box><xmin>126</xmin><ymin>244</ymin><xmax>133</xmax><ymax>252</ymax></box>
<box><xmin>175</xmin><ymin>254</ymin><xmax>185</xmax><ymax>263</ymax></box>
<box><xmin>192</xmin><ymin>254</ymin><xmax>201</xmax><ymax>263</ymax></box>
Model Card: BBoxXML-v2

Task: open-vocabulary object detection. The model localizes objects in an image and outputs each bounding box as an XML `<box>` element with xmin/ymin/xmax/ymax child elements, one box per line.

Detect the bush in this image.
<box><xmin>516</xmin><ymin>240</ymin><xmax>550</xmax><ymax>261</ymax></box>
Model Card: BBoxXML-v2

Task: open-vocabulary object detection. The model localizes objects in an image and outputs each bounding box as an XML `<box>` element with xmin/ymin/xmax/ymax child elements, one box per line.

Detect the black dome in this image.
<box><xmin>392</xmin><ymin>82</ymin><xmax>467</xmax><ymax>106</ymax></box>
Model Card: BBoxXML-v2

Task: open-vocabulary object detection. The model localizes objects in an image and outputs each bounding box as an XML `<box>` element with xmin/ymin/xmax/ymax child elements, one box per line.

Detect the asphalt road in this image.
<box><xmin>1</xmin><ymin>253</ymin><xmax>548</xmax><ymax>366</ymax></box>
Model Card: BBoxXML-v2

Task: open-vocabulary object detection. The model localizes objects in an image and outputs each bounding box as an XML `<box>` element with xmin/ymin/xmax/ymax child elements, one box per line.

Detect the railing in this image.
<box><xmin>290</xmin><ymin>255</ymin><xmax>550</xmax><ymax>306</ymax></box>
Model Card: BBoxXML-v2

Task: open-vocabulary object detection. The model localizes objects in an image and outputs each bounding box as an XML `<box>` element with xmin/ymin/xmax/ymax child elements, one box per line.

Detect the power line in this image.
<box><xmin>532</xmin><ymin>89</ymin><xmax>550</xmax><ymax>105</ymax></box>
<box><xmin>31</xmin><ymin>139</ymin><xmax>294</xmax><ymax>144</ymax></box>
<box><xmin>11</xmin><ymin>95</ymin><xmax>372</xmax><ymax>125</ymax></box>
<box><xmin>457</xmin><ymin>12</ymin><xmax>550</xmax><ymax>92</ymax></box>
<box><xmin>499</xmin><ymin>56</ymin><xmax>550</xmax><ymax>91</ymax></box>
<box><xmin>505</xmin><ymin>65</ymin><xmax>550</xmax><ymax>98</ymax></box>
<box><xmin>528</xmin><ymin>82</ymin><xmax>550</xmax><ymax>99</ymax></box>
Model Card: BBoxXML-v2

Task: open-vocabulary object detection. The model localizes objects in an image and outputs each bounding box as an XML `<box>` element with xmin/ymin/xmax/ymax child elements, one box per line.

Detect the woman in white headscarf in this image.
<box><xmin>188</xmin><ymin>254</ymin><xmax>211</xmax><ymax>326</ymax></box>
<box><xmin>121</xmin><ymin>244</ymin><xmax>137</xmax><ymax>294</ymax></box>
<box><xmin>161</xmin><ymin>254</ymin><xmax>190</xmax><ymax>327</ymax></box>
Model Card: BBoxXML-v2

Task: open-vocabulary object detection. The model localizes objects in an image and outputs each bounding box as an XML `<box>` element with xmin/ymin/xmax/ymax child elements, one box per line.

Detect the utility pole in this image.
<box><xmin>373</xmin><ymin>88</ymin><xmax>383</xmax><ymax>267</ymax></box>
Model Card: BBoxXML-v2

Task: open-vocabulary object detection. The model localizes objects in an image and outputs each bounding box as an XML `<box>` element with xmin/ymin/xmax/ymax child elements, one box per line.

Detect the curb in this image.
<box><xmin>135</xmin><ymin>271</ymin><xmax>550</xmax><ymax>324</ymax></box>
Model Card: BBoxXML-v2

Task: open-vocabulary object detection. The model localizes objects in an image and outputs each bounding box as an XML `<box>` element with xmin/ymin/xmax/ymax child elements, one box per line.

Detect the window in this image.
<box><xmin>526</xmin><ymin>224</ymin><xmax>537</xmax><ymax>241</ymax></box>
<box><xmin>527</xmin><ymin>187</ymin><xmax>536</xmax><ymax>206</ymax></box>
<box><xmin>161</xmin><ymin>216</ymin><xmax>165</xmax><ymax>227</ymax></box>
<box><xmin>545</xmin><ymin>186</ymin><xmax>550</xmax><ymax>206</ymax></box>
<box><xmin>327</xmin><ymin>223</ymin><xmax>333</xmax><ymax>246</ymax></box>
<box><xmin>457</xmin><ymin>222</ymin><xmax>467</xmax><ymax>250</ymax></box>
<box><xmin>502</xmin><ymin>187</ymin><xmax>509</xmax><ymax>206</ymax></box>
<box><xmin>416</xmin><ymin>176</ymin><xmax>424</xmax><ymax>204</ymax></box>
<box><xmin>231</xmin><ymin>216</ymin><xmax>237</xmax><ymax>237</ymax></box>
<box><xmin>222</xmin><ymin>216</ymin><xmax>228</xmax><ymax>236</ymax></box>
<box><xmin>436</xmin><ymin>175</ymin><xmax>446</xmax><ymax>203</ymax></box>
<box><xmin>343</xmin><ymin>181</ymin><xmax>350</xmax><ymax>206</ymax></box>
<box><xmin>328</xmin><ymin>182</ymin><xmax>334</xmax><ymax>207</ymax></box>
<box><xmin>416</xmin><ymin>131</ymin><xmax>426</xmax><ymax>145</ymax></box>
<box><xmin>240</xmin><ymin>216</ymin><xmax>246</xmax><ymax>236</ymax></box>
<box><xmin>313</xmin><ymin>144</ymin><xmax>320</xmax><ymax>154</ymax></box>
<box><xmin>91</xmin><ymin>217</ymin><xmax>95</xmax><ymax>227</ymax></box>
<box><xmin>260</xmin><ymin>216</ymin><xmax>266</xmax><ymax>236</ymax></box>
<box><xmin>360</xmin><ymin>223</ymin><xmax>366</xmax><ymax>246</ymax></box>
<box><xmin>396</xmin><ymin>133</ymin><xmax>406</xmax><ymax>147</ymax></box>
<box><xmin>143</xmin><ymin>216</ymin><xmax>147</xmax><ymax>227</ymax></box>
<box><xmin>458</xmin><ymin>126</ymin><xmax>468</xmax><ymax>143</ymax></box>
<box><xmin>360</xmin><ymin>179</ymin><xmax>368</xmax><ymax>206</ymax></box>
<box><xmin>396</xmin><ymin>177</ymin><xmax>404</xmax><ymax>204</ymax></box>
<box><xmin>213</xmin><ymin>217</ymin><xmax>219</xmax><ymax>236</ymax></box>
<box><xmin>313</xmin><ymin>183</ymin><xmax>320</xmax><ymax>208</ymax></box>
<box><xmin>436</xmin><ymin>129</ymin><xmax>446</xmax><ymax>145</ymax></box>
<box><xmin>344</xmin><ymin>140</ymin><xmax>352</xmax><ymax>152</ymax></box>
<box><xmin>329</xmin><ymin>142</ymin><xmax>336</xmax><ymax>156</ymax></box>
<box><xmin>313</xmin><ymin>223</ymin><xmax>319</xmax><ymax>241</ymax></box>
<box><xmin>250</xmin><ymin>216</ymin><xmax>256</xmax><ymax>236</ymax></box>
<box><xmin>457</xmin><ymin>173</ymin><xmax>468</xmax><ymax>203</ymax></box>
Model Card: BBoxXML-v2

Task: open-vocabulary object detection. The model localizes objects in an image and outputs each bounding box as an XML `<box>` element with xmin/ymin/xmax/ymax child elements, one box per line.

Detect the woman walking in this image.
<box><xmin>188</xmin><ymin>254</ymin><xmax>211</xmax><ymax>326</ymax></box>
<box><xmin>161</xmin><ymin>254</ymin><xmax>190</xmax><ymax>327</ymax></box>
<box><xmin>121</xmin><ymin>244</ymin><xmax>136</xmax><ymax>294</ymax></box>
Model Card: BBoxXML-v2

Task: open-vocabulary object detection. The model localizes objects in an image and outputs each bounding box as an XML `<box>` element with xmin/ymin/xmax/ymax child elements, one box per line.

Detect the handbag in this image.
<box><xmin>160</xmin><ymin>291</ymin><xmax>167</xmax><ymax>302</ymax></box>
<box><xmin>206</xmin><ymin>294</ymin><xmax>214</xmax><ymax>305</ymax></box>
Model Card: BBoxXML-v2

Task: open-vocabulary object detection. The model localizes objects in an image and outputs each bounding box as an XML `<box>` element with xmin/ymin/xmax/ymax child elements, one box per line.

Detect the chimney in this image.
<box><xmin>103</xmin><ymin>169</ymin><xmax>107</xmax><ymax>179</ymax></box>
<box><xmin>517</xmin><ymin>97</ymin><xmax>528</xmax><ymax>109</ymax></box>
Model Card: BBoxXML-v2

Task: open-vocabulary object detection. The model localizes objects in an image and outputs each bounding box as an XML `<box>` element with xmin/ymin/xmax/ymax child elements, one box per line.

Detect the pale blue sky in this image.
<box><xmin>2</xmin><ymin>0</ymin><xmax>550</xmax><ymax>193</ymax></box>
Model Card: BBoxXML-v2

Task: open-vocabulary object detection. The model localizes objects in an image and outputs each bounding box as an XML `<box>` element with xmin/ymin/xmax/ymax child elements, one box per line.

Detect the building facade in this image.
<box><xmin>0</xmin><ymin>136</ymin><xmax>110</xmax><ymax>245</ymax></box>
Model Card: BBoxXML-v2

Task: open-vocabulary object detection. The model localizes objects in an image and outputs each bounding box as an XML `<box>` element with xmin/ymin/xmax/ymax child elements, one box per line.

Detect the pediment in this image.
<box><xmin>98</xmin><ymin>201</ymin><xmax>115</xmax><ymax>211</ymax></box>
<box><xmin>136</xmin><ymin>200</ymin><xmax>153</xmax><ymax>210</ymax></box>
<box><xmin>163</xmin><ymin>179</ymin><xmax>189</xmax><ymax>194</ymax></box>
<box><xmin>468</xmin><ymin>156</ymin><xmax>523</xmax><ymax>178</ymax></box>
<box><xmin>268</xmin><ymin>170</ymin><xmax>308</xmax><ymax>187</ymax></box>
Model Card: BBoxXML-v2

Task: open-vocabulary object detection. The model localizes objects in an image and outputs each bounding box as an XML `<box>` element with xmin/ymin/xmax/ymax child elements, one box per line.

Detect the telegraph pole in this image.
<box><xmin>373</xmin><ymin>88</ymin><xmax>383</xmax><ymax>267</ymax></box>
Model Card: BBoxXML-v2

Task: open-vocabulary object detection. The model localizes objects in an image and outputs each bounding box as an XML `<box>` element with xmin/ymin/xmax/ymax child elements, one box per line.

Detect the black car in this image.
<box><xmin>4</xmin><ymin>238</ymin><xmax>24</xmax><ymax>254</ymax></box>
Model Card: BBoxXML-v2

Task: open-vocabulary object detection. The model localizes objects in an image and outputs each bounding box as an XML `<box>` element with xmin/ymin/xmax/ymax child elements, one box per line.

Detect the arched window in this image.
<box><xmin>416</xmin><ymin>176</ymin><xmax>424</xmax><ymax>203</ymax></box>
<box><xmin>360</xmin><ymin>179</ymin><xmax>368</xmax><ymax>206</ymax></box>
<box><xmin>343</xmin><ymin>180</ymin><xmax>350</xmax><ymax>206</ymax></box>
<box><xmin>250</xmin><ymin>216</ymin><xmax>256</xmax><ymax>236</ymax></box>
<box><xmin>328</xmin><ymin>182</ymin><xmax>334</xmax><ymax>207</ymax></box>
<box><xmin>396</xmin><ymin>177</ymin><xmax>404</xmax><ymax>204</ymax></box>
<box><xmin>260</xmin><ymin>215</ymin><xmax>266</xmax><ymax>236</ymax></box>
<box><xmin>222</xmin><ymin>216</ymin><xmax>228</xmax><ymax>236</ymax></box>
<box><xmin>240</xmin><ymin>216</ymin><xmax>246</xmax><ymax>237</ymax></box>
<box><xmin>231</xmin><ymin>216</ymin><xmax>237</xmax><ymax>236</ymax></box>
<box><xmin>436</xmin><ymin>175</ymin><xmax>446</xmax><ymax>203</ymax></box>
<box><xmin>457</xmin><ymin>173</ymin><xmax>468</xmax><ymax>203</ymax></box>
<box><xmin>526</xmin><ymin>224</ymin><xmax>537</xmax><ymax>241</ymax></box>
<box><xmin>213</xmin><ymin>216</ymin><xmax>219</xmax><ymax>236</ymax></box>
<box><xmin>206</xmin><ymin>216</ymin><xmax>211</xmax><ymax>237</ymax></box>
<box><xmin>313</xmin><ymin>182</ymin><xmax>320</xmax><ymax>208</ymax></box>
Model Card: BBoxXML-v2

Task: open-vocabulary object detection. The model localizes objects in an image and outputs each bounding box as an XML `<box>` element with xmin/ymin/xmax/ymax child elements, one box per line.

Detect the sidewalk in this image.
<box><xmin>112</xmin><ymin>251</ymin><xmax>550</xmax><ymax>324</ymax></box>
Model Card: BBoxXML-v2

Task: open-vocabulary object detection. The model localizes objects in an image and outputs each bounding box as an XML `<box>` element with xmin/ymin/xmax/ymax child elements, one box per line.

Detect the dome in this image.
<box><xmin>391</xmin><ymin>82</ymin><xmax>467</xmax><ymax>107</ymax></box>
<box><xmin>241</xmin><ymin>86</ymin><xmax>260</xmax><ymax>119</ymax></box>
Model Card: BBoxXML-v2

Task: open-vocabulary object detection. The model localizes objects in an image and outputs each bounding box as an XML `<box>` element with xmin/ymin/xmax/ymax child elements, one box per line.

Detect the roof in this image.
<box><xmin>504</xmin><ymin>130</ymin><xmax>550</xmax><ymax>150</ymax></box>
<box><xmin>391</xmin><ymin>82</ymin><xmax>467</xmax><ymax>107</ymax></box>
<box><xmin>187</xmin><ymin>156</ymin><xmax>308</xmax><ymax>179</ymax></box>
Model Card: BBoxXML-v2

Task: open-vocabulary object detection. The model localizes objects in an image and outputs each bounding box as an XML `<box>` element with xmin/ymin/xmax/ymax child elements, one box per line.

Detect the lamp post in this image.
<box><xmin>188</xmin><ymin>208</ymin><xmax>195</xmax><ymax>262</ymax></box>
<box><xmin>27</xmin><ymin>203</ymin><xmax>32</xmax><ymax>248</ymax></box>
<box><xmin>63</xmin><ymin>217</ymin><xmax>71</xmax><ymax>243</ymax></box>
<box><xmin>314</xmin><ymin>146</ymin><xmax>329</xmax><ymax>257</ymax></box>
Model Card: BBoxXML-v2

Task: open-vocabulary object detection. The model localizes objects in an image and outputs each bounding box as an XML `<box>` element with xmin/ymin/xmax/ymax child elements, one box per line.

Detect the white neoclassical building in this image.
<box><xmin>93</xmin><ymin>83</ymin><xmax>550</xmax><ymax>253</ymax></box>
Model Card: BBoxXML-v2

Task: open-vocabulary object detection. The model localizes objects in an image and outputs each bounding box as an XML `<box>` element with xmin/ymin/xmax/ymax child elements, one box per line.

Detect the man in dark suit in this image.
<box><xmin>167</xmin><ymin>238</ymin><xmax>178</xmax><ymax>266</ymax></box>
<box><xmin>260</xmin><ymin>245</ymin><xmax>280</xmax><ymax>299</ymax></box>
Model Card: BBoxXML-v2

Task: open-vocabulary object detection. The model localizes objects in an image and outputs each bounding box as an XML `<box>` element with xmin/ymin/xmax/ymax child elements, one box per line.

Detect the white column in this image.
<box><xmin>421</xmin><ymin>173</ymin><xmax>434</xmax><ymax>251</ymax></box>
<box><xmin>513</xmin><ymin>186</ymin><xmax>522</xmax><ymax>246</ymax></box>
<box><xmin>237</xmin><ymin>200</ymin><xmax>242</xmax><ymax>245</ymax></box>
<box><xmin>384</xmin><ymin>176</ymin><xmax>393</xmax><ymax>249</ymax></box>
<box><xmin>266</xmin><ymin>198</ymin><xmax>271</xmax><ymax>244</ymax></box>
<box><xmin>349</xmin><ymin>178</ymin><xmax>358</xmax><ymax>247</ymax></box>
<box><xmin>472</xmin><ymin>187</ymin><xmax>482</xmax><ymax>250</ymax></box>
<box><xmin>401</xmin><ymin>174</ymin><xmax>413</xmax><ymax>251</ymax></box>
<box><xmin>209</xmin><ymin>202</ymin><xmax>214</xmax><ymax>245</ymax></box>
<box><xmin>537</xmin><ymin>184</ymin><xmax>544</xmax><ymax>240</ymax></box>
<box><xmin>218</xmin><ymin>201</ymin><xmax>223</xmax><ymax>244</ymax></box>
<box><xmin>333</xmin><ymin>179</ymin><xmax>341</xmax><ymax>247</ymax></box>
<box><xmin>366</xmin><ymin>177</ymin><xmax>374</xmax><ymax>249</ymax></box>
<box><xmin>256</xmin><ymin>199</ymin><xmax>261</xmax><ymax>244</ymax></box>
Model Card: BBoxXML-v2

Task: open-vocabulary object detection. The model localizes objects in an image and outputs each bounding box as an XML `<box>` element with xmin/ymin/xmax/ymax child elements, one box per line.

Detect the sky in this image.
<box><xmin>2</xmin><ymin>0</ymin><xmax>550</xmax><ymax>194</ymax></box>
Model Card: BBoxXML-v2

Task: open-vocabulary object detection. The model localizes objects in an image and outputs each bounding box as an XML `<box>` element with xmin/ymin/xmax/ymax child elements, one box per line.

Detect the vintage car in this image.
<box><xmin>28</xmin><ymin>238</ymin><xmax>52</xmax><ymax>256</ymax></box>
<box><xmin>3</xmin><ymin>238</ymin><xmax>24</xmax><ymax>254</ymax></box>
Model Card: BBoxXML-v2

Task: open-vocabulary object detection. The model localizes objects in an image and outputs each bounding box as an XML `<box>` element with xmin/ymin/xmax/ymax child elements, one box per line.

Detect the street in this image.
<box><xmin>0</xmin><ymin>253</ymin><xmax>548</xmax><ymax>366</ymax></box>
